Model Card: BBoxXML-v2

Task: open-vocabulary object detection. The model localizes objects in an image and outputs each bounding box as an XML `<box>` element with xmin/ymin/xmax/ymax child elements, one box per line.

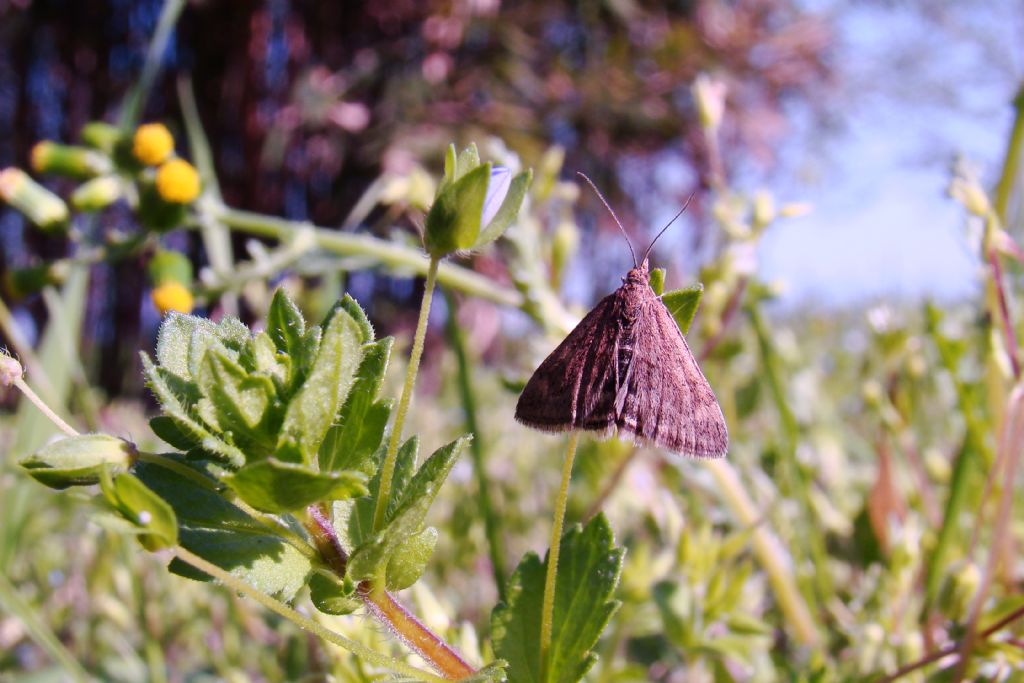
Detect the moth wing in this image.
<box><xmin>615</xmin><ymin>299</ymin><xmax>728</xmax><ymax>458</ymax></box>
<box><xmin>515</xmin><ymin>293</ymin><xmax>622</xmax><ymax>433</ymax></box>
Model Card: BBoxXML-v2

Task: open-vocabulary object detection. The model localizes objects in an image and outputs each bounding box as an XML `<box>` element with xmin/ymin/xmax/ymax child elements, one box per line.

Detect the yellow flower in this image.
<box><xmin>151</xmin><ymin>281</ymin><xmax>194</xmax><ymax>315</ymax></box>
<box><xmin>133</xmin><ymin>123</ymin><xmax>175</xmax><ymax>165</ymax></box>
<box><xmin>155</xmin><ymin>159</ymin><xmax>201</xmax><ymax>204</ymax></box>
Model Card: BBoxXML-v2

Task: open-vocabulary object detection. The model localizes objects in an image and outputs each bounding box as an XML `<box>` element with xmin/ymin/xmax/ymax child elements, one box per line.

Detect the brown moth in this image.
<box><xmin>515</xmin><ymin>176</ymin><xmax>728</xmax><ymax>458</ymax></box>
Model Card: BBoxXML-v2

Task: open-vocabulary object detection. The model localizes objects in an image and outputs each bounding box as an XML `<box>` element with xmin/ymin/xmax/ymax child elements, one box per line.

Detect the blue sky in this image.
<box><xmin>750</xmin><ymin>1</ymin><xmax>1020</xmax><ymax>308</ymax></box>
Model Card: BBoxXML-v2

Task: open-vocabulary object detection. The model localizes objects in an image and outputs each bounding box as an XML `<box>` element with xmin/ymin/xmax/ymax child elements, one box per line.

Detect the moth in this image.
<box><xmin>515</xmin><ymin>175</ymin><xmax>728</xmax><ymax>458</ymax></box>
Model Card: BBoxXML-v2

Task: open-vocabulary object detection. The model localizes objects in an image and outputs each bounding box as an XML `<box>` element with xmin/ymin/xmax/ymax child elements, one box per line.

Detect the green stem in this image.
<box><xmin>704</xmin><ymin>459</ymin><xmax>820</xmax><ymax>647</ymax></box>
<box><xmin>373</xmin><ymin>256</ymin><xmax>440</xmax><ymax>531</ymax></box>
<box><xmin>444</xmin><ymin>291</ymin><xmax>507</xmax><ymax>600</ymax></box>
<box><xmin>118</xmin><ymin>0</ymin><xmax>187</xmax><ymax>130</ymax></box>
<box><xmin>993</xmin><ymin>85</ymin><xmax>1024</xmax><ymax>223</ymax></box>
<box><xmin>541</xmin><ymin>432</ymin><xmax>579</xmax><ymax>680</ymax></box>
<box><xmin>172</xmin><ymin>546</ymin><xmax>447</xmax><ymax>682</ymax></box>
<box><xmin>210</xmin><ymin>205</ymin><xmax>522</xmax><ymax>310</ymax></box>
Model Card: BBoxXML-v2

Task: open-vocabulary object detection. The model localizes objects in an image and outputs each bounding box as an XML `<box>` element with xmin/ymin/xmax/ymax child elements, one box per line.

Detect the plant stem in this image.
<box><xmin>172</xmin><ymin>546</ymin><xmax>448</xmax><ymax>683</ymax></box>
<box><xmin>373</xmin><ymin>256</ymin><xmax>440</xmax><ymax>532</ymax></box>
<box><xmin>300</xmin><ymin>506</ymin><xmax>475</xmax><ymax>679</ymax></box>
<box><xmin>211</xmin><ymin>205</ymin><xmax>522</xmax><ymax>310</ymax></box>
<box><xmin>362</xmin><ymin>584</ymin><xmax>475</xmax><ymax>679</ymax></box>
<box><xmin>993</xmin><ymin>85</ymin><xmax>1024</xmax><ymax>223</ymax></box>
<box><xmin>12</xmin><ymin>375</ymin><xmax>78</xmax><ymax>437</ymax></box>
<box><xmin>705</xmin><ymin>459</ymin><xmax>821</xmax><ymax>647</ymax></box>
<box><xmin>444</xmin><ymin>291</ymin><xmax>507</xmax><ymax>600</ymax></box>
<box><xmin>541</xmin><ymin>431</ymin><xmax>580</xmax><ymax>680</ymax></box>
<box><xmin>118</xmin><ymin>0</ymin><xmax>187</xmax><ymax>131</ymax></box>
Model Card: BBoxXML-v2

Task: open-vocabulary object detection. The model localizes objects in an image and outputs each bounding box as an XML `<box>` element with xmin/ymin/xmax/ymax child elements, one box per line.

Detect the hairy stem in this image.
<box><xmin>300</xmin><ymin>506</ymin><xmax>475</xmax><ymax>679</ymax></box>
<box><xmin>362</xmin><ymin>584</ymin><xmax>475</xmax><ymax>679</ymax></box>
<box><xmin>210</xmin><ymin>205</ymin><xmax>521</xmax><ymax>309</ymax></box>
<box><xmin>541</xmin><ymin>431</ymin><xmax>580</xmax><ymax>679</ymax></box>
<box><xmin>373</xmin><ymin>256</ymin><xmax>439</xmax><ymax>532</ymax></box>
<box><xmin>173</xmin><ymin>546</ymin><xmax>447</xmax><ymax>682</ymax></box>
<box><xmin>12</xmin><ymin>375</ymin><xmax>78</xmax><ymax>437</ymax></box>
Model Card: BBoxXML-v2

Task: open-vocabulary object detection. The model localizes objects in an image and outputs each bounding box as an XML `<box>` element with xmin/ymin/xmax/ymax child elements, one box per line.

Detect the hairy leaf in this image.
<box><xmin>662</xmin><ymin>284</ymin><xmax>704</xmax><ymax>336</ymax></box>
<box><xmin>225</xmin><ymin>458</ymin><xmax>367</xmax><ymax>513</ymax></box>
<box><xmin>492</xmin><ymin>514</ymin><xmax>624</xmax><ymax>683</ymax></box>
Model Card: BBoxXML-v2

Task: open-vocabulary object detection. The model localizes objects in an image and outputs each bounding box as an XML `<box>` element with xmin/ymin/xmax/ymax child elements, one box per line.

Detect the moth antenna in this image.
<box><xmin>641</xmin><ymin>192</ymin><xmax>695</xmax><ymax>264</ymax></box>
<box><xmin>576</xmin><ymin>171</ymin><xmax>637</xmax><ymax>268</ymax></box>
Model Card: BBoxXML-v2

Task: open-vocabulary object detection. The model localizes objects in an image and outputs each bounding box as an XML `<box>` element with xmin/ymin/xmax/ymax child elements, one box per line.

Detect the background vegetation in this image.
<box><xmin>1</xmin><ymin>1</ymin><xmax>1023</xmax><ymax>681</ymax></box>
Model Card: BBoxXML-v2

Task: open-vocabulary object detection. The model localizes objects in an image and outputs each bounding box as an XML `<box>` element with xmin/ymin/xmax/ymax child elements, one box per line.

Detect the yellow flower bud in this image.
<box><xmin>151</xmin><ymin>281</ymin><xmax>194</xmax><ymax>315</ymax></box>
<box><xmin>133</xmin><ymin>123</ymin><xmax>175</xmax><ymax>166</ymax></box>
<box><xmin>155</xmin><ymin>159</ymin><xmax>201</xmax><ymax>204</ymax></box>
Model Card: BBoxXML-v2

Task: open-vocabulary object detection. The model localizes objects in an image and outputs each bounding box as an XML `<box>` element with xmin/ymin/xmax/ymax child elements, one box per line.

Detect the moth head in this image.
<box><xmin>624</xmin><ymin>259</ymin><xmax>650</xmax><ymax>285</ymax></box>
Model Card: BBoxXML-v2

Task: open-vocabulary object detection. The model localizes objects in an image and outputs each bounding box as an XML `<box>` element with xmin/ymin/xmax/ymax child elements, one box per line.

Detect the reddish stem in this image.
<box><xmin>303</xmin><ymin>505</ymin><xmax>475</xmax><ymax>679</ymax></box>
<box><xmin>988</xmin><ymin>250</ymin><xmax>1020</xmax><ymax>378</ymax></box>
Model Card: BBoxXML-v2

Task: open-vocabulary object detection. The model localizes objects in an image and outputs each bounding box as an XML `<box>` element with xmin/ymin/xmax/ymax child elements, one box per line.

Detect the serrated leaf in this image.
<box><xmin>335</xmin><ymin>436</ymin><xmax>418</xmax><ymax>552</ymax></box>
<box><xmin>186</xmin><ymin>317</ymin><xmax>250</xmax><ymax>381</ymax></box>
<box><xmin>225</xmin><ymin>458</ymin><xmax>367</xmax><ymax>513</ymax></box>
<box><xmin>156</xmin><ymin>313</ymin><xmax>216</xmax><ymax>380</ymax></box>
<box><xmin>197</xmin><ymin>350</ymin><xmax>279</xmax><ymax>457</ymax></box>
<box><xmin>492</xmin><ymin>513</ymin><xmax>625</xmax><ymax>683</ymax></box>
<box><xmin>309</xmin><ymin>572</ymin><xmax>361</xmax><ymax>616</ymax></box>
<box><xmin>319</xmin><ymin>338</ymin><xmax>394</xmax><ymax>473</ymax></box>
<box><xmin>347</xmin><ymin>436</ymin><xmax>468</xmax><ymax>582</ymax></box>
<box><xmin>385</xmin><ymin>526</ymin><xmax>437</xmax><ymax>590</ymax></box>
<box><xmin>331</xmin><ymin>293</ymin><xmax>374</xmax><ymax>344</ymax></box>
<box><xmin>477</xmin><ymin>169</ymin><xmax>532</xmax><ymax>246</ymax></box>
<box><xmin>662</xmin><ymin>284</ymin><xmax>704</xmax><ymax>335</ymax></box>
<box><xmin>134</xmin><ymin>462</ymin><xmax>312</xmax><ymax>601</ymax></box>
<box><xmin>249</xmin><ymin>331</ymin><xmax>289</xmax><ymax>387</ymax></box>
<box><xmin>100</xmin><ymin>470</ymin><xmax>178</xmax><ymax>551</ymax></box>
<box><xmin>424</xmin><ymin>163</ymin><xmax>491</xmax><ymax>257</ymax></box>
<box><xmin>19</xmin><ymin>434</ymin><xmax>135</xmax><ymax>489</ymax></box>
<box><xmin>149</xmin><ymin>415</ymin><xmax>199</xmax><ymax>451</ymax></box>
<box><xmin>266</xmin><ymin>288</ymin><xmax>306</xmax><ymax>358</ymax></box>
<box><xmin>275</xmin><ymin>307</ymin><xmax>363</xmax><ymax>465</ymax></box>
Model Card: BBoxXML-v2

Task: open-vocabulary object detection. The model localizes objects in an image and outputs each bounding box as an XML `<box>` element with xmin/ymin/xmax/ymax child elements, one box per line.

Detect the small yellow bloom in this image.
<box><xmin>133</xmin><ymin>123</ymin><xmax>175</xmax><ymax>165</ymax></box>
<box><xmin>155</xmin><ymin>159</ymin><xmax>201</xmax><ymax>204</ymax></box>
<box><xmin>151</xmin><ymin>281</ymin><xmax>194</xmax><ymax>315</ymax></box>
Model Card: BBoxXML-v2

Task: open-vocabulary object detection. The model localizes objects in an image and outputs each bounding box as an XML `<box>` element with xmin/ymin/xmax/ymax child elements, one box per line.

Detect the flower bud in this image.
<box><xmin>148</xmin><ymin>249</ymin><xmax>193</xmax><ymax>287</ymax></box>
<box><xmin>155</xmin><ymin>159</ymin><xmax>201</xmax><ymax>204</ymax></box>
<box><xmin>0</xmin><ymin>352</ymin><xmax>23</xmax><ymax>387</ymax></box>
<box><xmin>693</xmin><ymin>73</ymin><xmax>727</xmax><ymax>132</ymax></box>
<box><xmin>71</xmin><ymin>176</ymin><xmax>122</xmax><ymax>212</ymax></box>
<box><xmin>151</xmin><ymin>281</ymin><xmax>195</xmax><ymax>315</ymax></box>
<box><xmin>949</xmin><ymin>176</ymin><xmax>991</xmax><ymax>218</ymax></box>
<box><xmin>81</xmin><ymin>121</ymin><xmax>123</xmax><ymax>154</ymax></box>
<box><xmin>424</xmin><ymin>143</ymin><xmax>531</xmax><ymax>257</ymax></box>
<box><xmin>30</xmin><ymin>141</ymin><xmax>110</xmax><ymax>179</ymax></box>
<box><xmin>19</xmin><ymin>434</ymin><xmax>137</xmax><ymax>489</ymax></box>
<box><xmin>133</xmin><ymin>123</ymin><xmax>175</xmax><ymax>166</ymax></box>
<box><xmin>0</xmin><ymin>168</ymin><xmax>69</xmax><ymax>233</ymax></box>
<box><xmin>4</xmin><ymin>260</ymin><xmax>69</xmax><ymax>299</ymax></box>
<box><xmin>751</xmin><ymin>190</ymin><xmax>776</xmax><ymax>229</ymax></box>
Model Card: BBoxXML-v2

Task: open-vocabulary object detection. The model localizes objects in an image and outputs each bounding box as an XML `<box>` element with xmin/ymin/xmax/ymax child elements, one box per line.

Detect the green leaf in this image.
<box><xmin>337</xmin><ymin>436</ymin><xmax>419</xmax><ymax>552</ymax></box>
<box><xmin>100</xmin><ymin>470</ymin><xmax>178</xmax><ymax>551</ymax></box>
<box><xmin>319</xmin><ymin>338</ymin><xmax>394</xmax><ymax>474</ymax></box>
<box><xmin>385</xmin><ymin>526</ymin><xmax>437</xmax><ymax>591</ymax></box>
<box><xmin>309</xmin><ymin>572</ymin><xmax>361</xmax><ymax>615</ymax></box>
<box><xmin>492</xmin><ymin>514</ymin><xmax>625</xmax><ymax>683</ymax></box>
<box><xmin>332</xmin><ymin>293</ymin><xmax>374</xmax><ymax>344</ymax></box>
<box><xmin>265</xmin><ymin>288</ymin><xmax>306</xmax><ymax>359</ymax></box>
<box><xmin>225</xmin><ymin>459</ymin><xmax>367</xmax><ymax>513</ymax></box>
<box><xmin>149</xmin><ymin>415</ymin><xmax>199</xmax><ymax>451</ymax></box>
<box><xmin>424</xmin><ymin>163</ymin><xmax>491</xmax><ymax>257</ymax></box>
<box><xmin>19</xmin><ymin>434</ymin><xmax>136</xmax><ymax>489</ymax></box>
<box><xmin>477</xmin><ymin>169</ymin><xmax>532</xmax><ymax>246</ymax></box>
<box><xmin>186</xmin><ymin>318</ymin><xmax>250</xmax><ymax>381</ymax></box>
<box><xmin>649</xmin><ymin>268</ymin><xmax>666</xmax><ymax>296</ymax></box>
<box><xmin>134</xmin><ymin>462</ymin><xmax>312</xmax><ymax>601</ymax></box>
<box><xmin>141</xmin><ymin>354</ymin><xmax>245</xmax><ymax>467</ymax></box>
<box><xmin>662</xmin><ymin>284</ymin><xmax>704</xmax><ymax>335</ymax></box>
<box><xmin>455</xmin><ymin>143</ymin><xmax>481</xmax><ymax>179</ymax></box>
<box><xmin>156</xmin><ymin>312</ymin><xmax>216</xmax><ymax>380</ymax></box>
<box><xmin>347</xmin><ymin>436</ymin><xmax>468</xmax><ymax>582</ymax></box>
<box><xmin>196</xmin><ymin>349</ymin><xmax>279</xmax><ymax>456</ymax></box>
<box><xmin>275</xmin><ymin>307</ymin><xmax>363</xmax><ymax>465</ymax></box>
